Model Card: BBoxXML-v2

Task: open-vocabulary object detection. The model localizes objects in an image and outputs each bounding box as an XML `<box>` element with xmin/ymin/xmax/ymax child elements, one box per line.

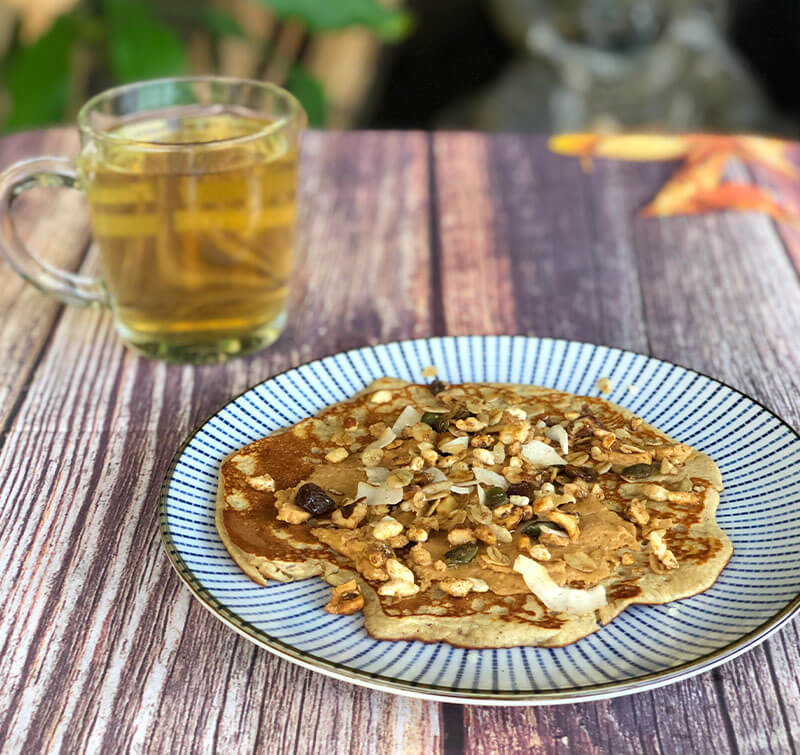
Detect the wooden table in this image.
<box><xmin>1</xmin><ymin>128</ymin><xmax>799</xmax><ymax>754</ymax></box>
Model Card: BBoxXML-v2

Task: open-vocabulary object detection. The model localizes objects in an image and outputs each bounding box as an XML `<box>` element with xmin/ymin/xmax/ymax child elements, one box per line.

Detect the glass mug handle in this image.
<box><xmin>0</xmin><ymin>156</ymin><xmax>105</xmax><ymax>306</ymax></box>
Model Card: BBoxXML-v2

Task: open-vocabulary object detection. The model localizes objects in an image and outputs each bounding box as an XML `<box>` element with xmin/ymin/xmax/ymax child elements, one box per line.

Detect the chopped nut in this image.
<box><xmin>597</xmin><ymin>377</ymin><xmax>612</xmax><ymax>394</ymax></box>
<box><xmin>325</xmin><ymin>447</ymin><xmax>349</xmax><ymax>463</ymax></box>
<box><xmin>276</xmin><ymin>501</ymin><xmax>311</xmax><ymax>524</ymax></box>
<box><xmin>506</xmin><ymin>406</ymin><xmax>527</xmax><ymax>422</ymax></box>
<box><xmin>472</xmin><ymin>448</ymin><xmax>496</xmax><ymax>466</ymax></box>
<box><xmin>420</xmin><ymin>447</ymin><xmax>439</xmax><ymax>465</ymax></box>
<box><xmin>372</xmin><ymin>516</ymin><xmax>403</xmax><ymax>540</ymax></box>
<box><xmin>533</xmin><ymin>495</ymin><xmax>556</xmax><ymax>515</ymax></box>
<box><xmin>468</xmin><ymin>577</ymin><xmax>490</xmax><ymax>593</ymax></box>
<box><xmin>378</xmin><ymin>580</ymin><xmax>420</xmax><ymax>597</ymax></box>
<box><xmin>660</xmin><ymin>458</ymin><xmax>678</xmax><ymax>475</ymax></box>
<box><xmin>361</xmin><ymin>448</ymin><xmax>384</xmax><ymax>467</ymax></box>
<box><xmin>651</xmin><ymin>443</ymin><xmax>693</xmax><ymax>464</ymax></box>
<box><xmin>518</xmin><ymin>534</ymin><xmax>532</xmax><ymax>551</ymax></box>
<box><xmin>630</xmin><ymin>417</ymin><xmax>644</xmax><ymax>431</ymax></box>
<box><xmin>648</xmin><ymin>530</ymin><xmax>678</xmax><ymax>570</ymax></box>
<box><xmin>433</xmin><ymin>559</ymin><xmax>447</xmax><ymax>572</ymax></box>
<box><xmin>324</xmin><ymin>580</ymin><xmax>364</xmax><ymax>615</ymax></box>
<box><xmin>386</xmin><ymin>558</ymin><xmax>415</xmax><ymax>583</ymax></box>
<box><xmin>407</xmin><ymin>526</ymin><xmax>429</xmax><ymax>543</ymax></box>
<box><xmin>332</xmin><ymin>502</ymin><xmax>368</xmax><ymax>529</ymax></box>
<box><xmin>370</xmin><ymin>390</ymin><xmax>393</xmax><ymax>404</ymax></box>
<box><xmin>455</xmin><ymin>417</ymin><xmax>487</xmax><ymax>433</ymax></box>
<box><xmin>502</xmin><ymin>466</ymin><xmax>524</xmax><ymax>484</ymax></box>
<box><xmin>439</xmin><ymin>577</ymin><xmax>474</xmax><ymax>597</ymax></box>
<box><xmin>245</xmin><ymin>471</ymin><xmax>274</xmax><ymax>493</ymax></box>
<box><xmin>470</xmin><ymin>434</ymin><xmax>494</xmax><ymax>449</ymax></box>
<box><xmin>408</xmin><ymin>455</ymin><xmax>424</xmax><ymax>471</ymax></box>
<box><xmin>546</xmin><ymin>511</ymin><xmax>579</xmax><ymax>540</ymax></box>
<box><xmin>640</xmin><ymin>483</ymin><xmax>698</xmax><ymax>504</ymax></box>
<box><xmin>410</xmin><ymin>543</ymin><xmax>433</xmax><ymax>565</ymax></box>
<box><xmin>626</xmin><ymin>498</ymin><xmax>650</xmax><ymax>526</ymax></box>
<box><xmin>528</xmin><ymin>544</ymin><xmax>551</xmax><ymax>561</ymax></box>
<box><xmin>474</xmin><ymin>524</ymin><xmax>497</xmax><ymax>545</ymax></box>
<box><xmin>509</xmin><ymin>494</ymin><xmax>530</xmax><ymax>507</ymax></box>
<box><xmin>388</xmin><ymin>534</ymin><xmax>409</xmax><ymax>549</ymax></box>
<box><xmin>447</xmin><ymin>527</ymin><xmax>476</xmax><ymax>545</ymax></box>
<box><xmin>621</xmin><ymin>552</ymin><xmax>635</xmax><ymax>566</ymax></box>
<box><xmin>421</xmin><ymin>365</ymin><xmax>438</xmax><ymax>377</ymax></box>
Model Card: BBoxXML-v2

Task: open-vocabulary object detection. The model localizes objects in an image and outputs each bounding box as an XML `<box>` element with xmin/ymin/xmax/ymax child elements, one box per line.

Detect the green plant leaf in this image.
<box><xmin>105</xmin><ymin>0</ymin><xmax>188</xmax><ymax>83</ymax></box>
<box><xmin>2</xmin><ymin>14</ymin><xmax>79</xmax><ymax>130</ymax></box>
<box><xmin>200</xmin><ymin>8</ymin><xmax>250</xmax><ymax>40</ymax></box>
<box><xmin>256</xmin><ymin>0</ymin><xmax>412</xmax><ymax>40</ymax></box>
<box><xmin>286</xmin><ymin>66</ymin><xmax>325</xmax><ymax>126</ymax></box>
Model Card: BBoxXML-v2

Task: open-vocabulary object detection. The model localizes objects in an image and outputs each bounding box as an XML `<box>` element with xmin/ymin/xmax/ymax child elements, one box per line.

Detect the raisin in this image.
<box><xmin>506</xmin><ymin>481</ymin><xmax>537</xmax><ymax>500</ymax></box>
<box><xmin>294</xmin><ymin>483</ymin><xmax>336</xmax><ymax>516</ymax></box>
<box><xmin>562</xmin><ymin>465</ymin><xmax>597</xmax><ymax>482</ymax></box>
<box><xmin>340</xmin><ymin>502</ymin><xmax>356</xmax><ymax>518</ymax></box>
<box><xmin>428</xmin><ymin>379</ymin><xmax>447</xmax><ymax>395</ymax></box>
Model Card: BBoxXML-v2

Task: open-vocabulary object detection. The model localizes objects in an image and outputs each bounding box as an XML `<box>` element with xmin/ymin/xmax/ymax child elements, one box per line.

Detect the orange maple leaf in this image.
<box><xmin>548</xmin><ymin>132</ymin><xmax>799</xmax><ymax>221</ymax></box>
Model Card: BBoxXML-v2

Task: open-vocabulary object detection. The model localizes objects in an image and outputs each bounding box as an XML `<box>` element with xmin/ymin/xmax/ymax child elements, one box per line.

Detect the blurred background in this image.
<box><xmin>1</xmin><ymin>0</ymin><xmax>800</xmax><ymax>136</ymax></box>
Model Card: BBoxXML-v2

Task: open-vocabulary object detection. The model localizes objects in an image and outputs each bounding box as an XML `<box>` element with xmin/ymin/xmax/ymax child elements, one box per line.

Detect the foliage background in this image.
<box><xmin>0</xmin><ymin>0</ymin><xmax>411</xmax><ymax>132</ymax></box>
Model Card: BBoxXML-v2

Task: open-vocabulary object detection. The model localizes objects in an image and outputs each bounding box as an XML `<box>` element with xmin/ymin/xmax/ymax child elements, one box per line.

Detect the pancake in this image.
<box><xmin>216</xmin><ymin>377</ymin><xmax>731</xmax><ymax>648</ymax></box>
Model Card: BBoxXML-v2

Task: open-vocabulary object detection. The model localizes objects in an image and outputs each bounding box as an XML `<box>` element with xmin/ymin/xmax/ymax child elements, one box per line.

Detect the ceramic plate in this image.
<box><xmin>159</xmin><ymin>336</ymin><xmax>800</xmax><ymax>704</ymax></box>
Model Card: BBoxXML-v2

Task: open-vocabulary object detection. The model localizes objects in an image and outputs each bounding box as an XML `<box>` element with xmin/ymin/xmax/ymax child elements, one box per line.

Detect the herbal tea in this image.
<box><xmin>80</xmin><ymin>110</ymin><xmax>298</xmax><ymax>362</ymax></box>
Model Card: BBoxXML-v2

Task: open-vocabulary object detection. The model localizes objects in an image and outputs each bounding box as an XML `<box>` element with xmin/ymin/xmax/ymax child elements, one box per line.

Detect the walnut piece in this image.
<box><xmin>439</xmin><ymin>577</ymin><xmax>474</xmax><ymax>597</ymax></box>
<box><xmin>648</xmin><ymin>530</ymin><xmax>679</xmax><ymax>570</ymax></box>
<box><xmin>324</xmin><ymin>580</ymin><xmax>364</xmax><ymax>615</ymax></box>
<box><xmin>625</xmin><ymin>498</ymin><xmax>650</xmax><ymax>526</ymax></box>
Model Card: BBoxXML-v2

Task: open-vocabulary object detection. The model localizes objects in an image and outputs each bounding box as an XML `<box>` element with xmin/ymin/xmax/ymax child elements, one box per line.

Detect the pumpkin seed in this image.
<box><xmin>421</xmin><ymin>412</ymin><xmax>449</xmax><ymax>432</ymax></box>
<box><xmin>620</xmin><ymin>462</ymin><xmax>656</xmax><ymax>480</ymax></box>
<box><xmin>444</xmin><ymin>542</ymin><xmax>479</xmax><ymax>566</ymax></box>
<box><xmin>521</xmin><ymin>520</ymin><xmax>569</xmax><ymax>539</ymax></box>
<box><xmin>484</xmin><ymin>486</ymin><xmax>509</xmax><ymax>509</ymax></box>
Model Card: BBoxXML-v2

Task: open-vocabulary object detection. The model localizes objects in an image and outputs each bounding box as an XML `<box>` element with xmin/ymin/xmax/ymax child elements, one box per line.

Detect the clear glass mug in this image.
<box><xmin>0</xmin><ymin>76</ymin><xmax>306</xmax><ymax>364</ymax></box>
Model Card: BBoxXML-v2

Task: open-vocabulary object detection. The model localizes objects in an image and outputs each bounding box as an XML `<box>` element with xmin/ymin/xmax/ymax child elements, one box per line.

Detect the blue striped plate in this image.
<box><xmin>159</xmin><ymin>336</ymin><xmax>800</xmax><ymax>704</ymax></box>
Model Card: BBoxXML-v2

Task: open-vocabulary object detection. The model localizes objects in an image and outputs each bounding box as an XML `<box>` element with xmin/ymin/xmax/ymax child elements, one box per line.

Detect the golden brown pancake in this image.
<box><xmin>216</xmin><ymin>378</ymin><xmax>731</xmax><ymax>648</ymax></box>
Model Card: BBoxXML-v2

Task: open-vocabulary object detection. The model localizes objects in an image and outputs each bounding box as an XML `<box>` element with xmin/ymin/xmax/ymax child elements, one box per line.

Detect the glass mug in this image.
<box><xmin>0</xmin><ymin>77</ymin><xmax>306</xmax><ymax>363</ymax></box>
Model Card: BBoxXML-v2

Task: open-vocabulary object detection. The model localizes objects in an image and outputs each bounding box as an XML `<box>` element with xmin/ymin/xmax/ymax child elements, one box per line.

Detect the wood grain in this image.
<box><xmin>2</xmin><ymin>127</ymin><xmax>800</xmax><ymax>754</ymax></box>
<box><xmin>0</xmin><ymin>130</ymin><xmax>440</xmax><ymax>754</ymax></box>
<box><xmin>432</xmin><ymin>132</ymin><xmax>800</xmax><ymax>755</ymax></box>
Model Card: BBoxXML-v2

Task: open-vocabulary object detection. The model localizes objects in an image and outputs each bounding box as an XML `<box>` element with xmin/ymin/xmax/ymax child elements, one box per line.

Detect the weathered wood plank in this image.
<box><xmin>633</xmin><ymin>182</ymin><xmax>800</xmax><ymax>755</ymax></box>
<box><xmin>0</xmin><ymin>131</ymin><xmax>440</xmax><ymax>754</ymax></box>
<box><xmin>0</xmin><ymin>128</ymin><xmax>89</xmax><ymax>429</ymax></box>
<box><xmin>432</xmin><ymin>132</ymin><xmax>799</xmax><ymax>754</ymax></box>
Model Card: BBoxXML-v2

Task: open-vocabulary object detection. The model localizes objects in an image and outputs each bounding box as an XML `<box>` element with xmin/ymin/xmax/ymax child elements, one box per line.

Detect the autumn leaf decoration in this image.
<box><xmin>549</xmin><ymin>133</ymin><xmax>799</xmax><ymax>224</ymax></box>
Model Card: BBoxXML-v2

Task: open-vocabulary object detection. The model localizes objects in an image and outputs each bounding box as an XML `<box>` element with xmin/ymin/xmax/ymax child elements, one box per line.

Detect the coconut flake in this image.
<box><xmin>473</xmin><ymin>467</ymin><xmax>509</xmax><ymax>490</ymax></box>
<box><xmin>366</xmin><ymin>427</ymin><xmax>397</xmax><ymax>450</ymax></box>
<box><xmin>356</xmin><ymin>482</ymin><xmax>403</xmax><ymax>507</ymax></box>
<box><xmin>450</xmin><ymin>485</ymin><xmax>471</xmax><ymax>495</ymax></box>
<box><xmin>366</xmin><ymin>467</ymin><xmax>390</xmax><ymax>484</ymax></box>
<box><xmin>545</xmin><ymin>425</ymin><xmax>569</xmax><ymax>455</ymax></box>
<box><xmin>513</xmin><ymin>555</ymin><xmax>606</xmax><ymax>614</ymax></box>
<box><xmin>439</xmin><ymin>435</ymin><xmax>469</xmax><ymax>454</ymax></box>
<box><xmin>424</xmin><ymin>467</ymin><xmax>448</xmax><ymax>483</ymax></box>
<box><xmin>521</xmin><ymin>440</ymin><xmax>566</xmax><ymax>467</ymax></box>
<box><xmin>391</xmin><ymin>406</ymin><xmax>422</xmax><ymax>435</ymax></box>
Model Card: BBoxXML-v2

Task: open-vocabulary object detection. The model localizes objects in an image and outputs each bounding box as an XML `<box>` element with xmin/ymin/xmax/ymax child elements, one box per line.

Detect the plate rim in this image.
<box><xmin>158</xmin><ymin>335</ymin><xmax>800</xmax><ymax>704</ymax></box>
